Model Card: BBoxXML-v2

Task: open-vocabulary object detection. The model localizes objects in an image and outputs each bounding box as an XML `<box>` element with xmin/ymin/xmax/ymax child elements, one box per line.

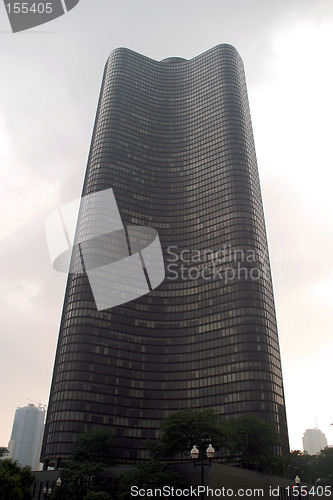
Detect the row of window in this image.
<box><xmin>85</xmin><ymin>161</ymin><xmax>261</xmax><ymax>192</ymax></box>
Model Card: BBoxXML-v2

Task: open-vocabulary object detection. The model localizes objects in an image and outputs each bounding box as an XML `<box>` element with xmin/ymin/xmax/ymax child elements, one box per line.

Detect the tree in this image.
<box><xmin>150</xmin><ymin>408</ymin><xmax>225</xmax><ymax>459</ymax></box>
<box><xmin>223</xmin><ymin>414</ymin><xmax>285</xmax><ymax>474</ymax></box>
<box><xmin>58</xmin><ymin>426</ymin><xmax>116</xmax><ymax>500</ymax></box>
<box><xmin>0</xmin><ymin>459</ymin><xmax>34</xmax><ymax>500</ymax></box>
<box><xmin>315</xmin><ymin>447</ymin><xmax>333</xmax><ymax>486</ymax></box>
<box><xmin>287</xmin><ymin>450</ymin><xmax>317</xmax><ymax>484</ymax></box>
<box><xmin>0</xmin><ymin>448</ymin><xmax>8</xmax><ymax>458</ymax></box>
<box><xmin>116</xmin><ymin>461</ymin><xmax>186</xmax><ymax>500</ymax></box>
<box><xmin>70</xmin><ymin>426</ymin><xmax>116</xmax><ymax>465</ymax></box>
<box><xmin>287</xmin><ymin>448</ymin><xmax>333</xmax><ymax>487</ymax></box>
<box><xmin>150</xmin><ymin>409</ymin><xmax>285</xmax><ymax>475</ymax></box>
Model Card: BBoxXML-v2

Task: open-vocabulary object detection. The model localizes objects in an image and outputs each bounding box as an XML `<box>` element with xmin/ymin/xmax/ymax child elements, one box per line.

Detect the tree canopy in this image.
<box><xmin>223</xmin><ymin>414</ymin><xmax>284</xmax><ymax>474</ymax></box>
<box><xmin>288</xmin><ymin>448</ymin><xmax>333</xmax><ymax>487</ymax></box>
<box><xmin>0</xmin><ymin>459</ymin><xmax>34</xmax><ymax>500</ymax></box>
<box><xmin>151</xmin><ymin>408</ymin><xmax>225</xmax><ymax>459</ymax></box>
<box><xmin>151</xmin><ymin>409</ymin><xmax>285</xmax><ymax>474</ymax></box>
<box><xmin>316</xmin><ymin>447</ymin><xmax>333</xmax><ymax>486</ymax></box>
<box><xmin>58</xmin><ymin>426</ymin><xmax>116</xmax><ymax>500</ymax></box>
<box><xmin>116</xmin><ymin>461</ymin><xmax>186</xmax><ymax>500</ymax></box>
<box><xmin>70</xmin><ymin>426</ymin><xmax>117</xmax><ymax>466</ymax></box>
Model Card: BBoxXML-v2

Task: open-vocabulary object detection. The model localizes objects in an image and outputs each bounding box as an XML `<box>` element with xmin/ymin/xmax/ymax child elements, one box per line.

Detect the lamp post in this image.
<box><xmin>43</xmin><ymin>486</ymin><xmax>52</xmax><ymax>499</ymax></box>
<box><xmin>295</xmin><ymin>475</ymin><xmax>301</xmax><ymax>495</ymax></box>
<box><xmin>190</xmin><ymin>444</ymin><xmax>215</xmax><ymax>500</ymax></box>
<box><xmin>56</xmin><ymin>477</ymin><xmax>62</xmax><ymax>499</ymax></box>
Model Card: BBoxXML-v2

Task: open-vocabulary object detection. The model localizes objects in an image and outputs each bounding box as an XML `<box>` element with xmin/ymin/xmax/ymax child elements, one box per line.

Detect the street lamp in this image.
<box><xmin>43</xmin><ymin>486</ymin><xmax>52</xmax><ymax>499</ymax></box>
<box><xmin>190</xmin><ymin>444</ymin><xmax>199</xmax><ymax>460</ymax></box>
<box><xmin>190</xmin><ymin>444</ymin><xmax>215</xmax><ymax>500</ymax></box>
<box><xmin>295</xmin><ymin>475</ymin><xmax>301</xmax><ymax>495</ymax></box>
<box><xmin>56</xmin><ymin>477</ymin><xmax>62</xmax><ymax>499</ymax></box>
<box><xmin>206</xmin><ymin>444</ymin><xmax>215</xmax><ymax>463</ymax></box>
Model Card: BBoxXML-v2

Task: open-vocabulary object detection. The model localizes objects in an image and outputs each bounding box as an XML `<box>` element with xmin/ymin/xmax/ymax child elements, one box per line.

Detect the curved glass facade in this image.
<box><xmin>42</xmin><ymin>44</ymin><xmax>289</xmax><ymax>465</ymax></box>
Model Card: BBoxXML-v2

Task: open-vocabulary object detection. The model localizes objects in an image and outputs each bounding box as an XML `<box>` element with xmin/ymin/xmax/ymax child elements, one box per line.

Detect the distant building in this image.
<box><xmin>9</xmin><ymin>404</ymin><xmax>45</xmax><ymax>470</ymax></box>
<box><xmin>303</xmin><ymin>428</ymin><xmax>328</xmax><ymax>455</ymax></box>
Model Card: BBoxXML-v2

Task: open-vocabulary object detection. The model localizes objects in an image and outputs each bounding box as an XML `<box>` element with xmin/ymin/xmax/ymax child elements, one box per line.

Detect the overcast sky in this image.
<box><xmin>1</xmin><ymin>0</ymin><xmax>332</xmax><ymax>453</ymax></box>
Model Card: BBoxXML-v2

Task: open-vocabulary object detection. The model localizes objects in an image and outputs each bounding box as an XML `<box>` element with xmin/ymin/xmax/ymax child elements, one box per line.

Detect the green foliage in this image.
<box><xmin>288</xmin><ymin>448</ymin><xmax>333</xmax><ymax>486</ymax></box>
<box><xmin>223</xmin><ymin>414</ymin><xmax>284</xmax><ymax>474</ymax></box>
<box><xmin>116</xmin><ymin>461</ymin><xmax>186</xmax><ymax>500</ymax></box>
<box><xmin>0</xmin><ymin>459</ymin><xmax>34</xmax><ymax>500</ymax></box>
<box><xmin>58</xmin><ymin>426</ymin><xmax>116</xmax><ymax>500</ymax></box>
<box><xmin>288</xmin><ymin>450</ymin><xmax>317</xmax><ymax>484</ymax></box>
<box><xmin>151</xmin><ymin>408</ymin><xmax>225</xmax><ymax>459</ymax></box>
<box><xmin>152</xmin><ymin>409</ymin><xmax>285</xmax><ymax>475</ymax></box>
<box><xmin>316</xmin><ymin>447</ymin><xmax>333</xmax><ymax>486</ymax></box>
<box><xmin>70</xmin><ymin>426</ymin><xmax>116</xmax><ymax>466</ymax></box>
<box><xmin>0</xmin><ymin>448</ymin><xmax>8</xmax><ymax>458</ymax></box>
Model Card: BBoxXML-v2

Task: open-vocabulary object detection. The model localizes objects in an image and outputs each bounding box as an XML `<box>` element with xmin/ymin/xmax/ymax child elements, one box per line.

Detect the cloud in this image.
<box><xmin>247</xmin><ymin>20</ymin><xmax>333</xmax><ymax>369</ymax></box>
<box><xmin>0</xmin><ymin>152</ymin><xmax>60</xmax><ymax>240</ymax></box>
<box><xmin>3</xmin><ymin>280</ymin><xmax>42</xmax><ymax>314</ymax></box>
<box><xmin>251</xmin><ymin>20</ymin><xmax>333</xmax><ymax>220</ymax></box>
<box><xmin>312</xmin><ymin>272</ymin><xmax>333</xmax><ymax>306</ymax></box>
<box><xmin>284</xmin><ymin>340</ymin><xmax>333</xmax><ymax>450</ymax></box>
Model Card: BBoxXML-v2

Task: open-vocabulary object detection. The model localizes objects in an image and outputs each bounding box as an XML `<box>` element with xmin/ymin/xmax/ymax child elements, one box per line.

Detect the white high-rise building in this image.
<box><xmin>8</xmin><ymin>404</ymin><xmax>45</xmax><ymax>470</ymax></box>
<box><xmin>303</xmin><ymin>428</ymin><xmax>328</xmax><ymax>455</ymax></box>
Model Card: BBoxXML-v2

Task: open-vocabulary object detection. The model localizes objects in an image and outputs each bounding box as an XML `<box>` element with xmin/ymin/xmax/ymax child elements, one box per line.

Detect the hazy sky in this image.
<box><xmin>1</xmin><ymin>0</ymin><xmax>332</xmax><ymax>452</ymax></box>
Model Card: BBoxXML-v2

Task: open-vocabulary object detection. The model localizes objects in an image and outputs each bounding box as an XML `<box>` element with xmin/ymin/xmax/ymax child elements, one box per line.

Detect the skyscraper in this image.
<box><xmin>303</xmin><ymin>428</ymin><xmax>328</xmax><ymax>455</ymax></box>
<box><xmin>42</xmin><ymin>44</ymin><xmax>289</xmax><ymax>467</ymax></box>
<box><xmin>9</xmin><ymin>404</ymin><xmax>45</xmax><ymax>470</ymax></box>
